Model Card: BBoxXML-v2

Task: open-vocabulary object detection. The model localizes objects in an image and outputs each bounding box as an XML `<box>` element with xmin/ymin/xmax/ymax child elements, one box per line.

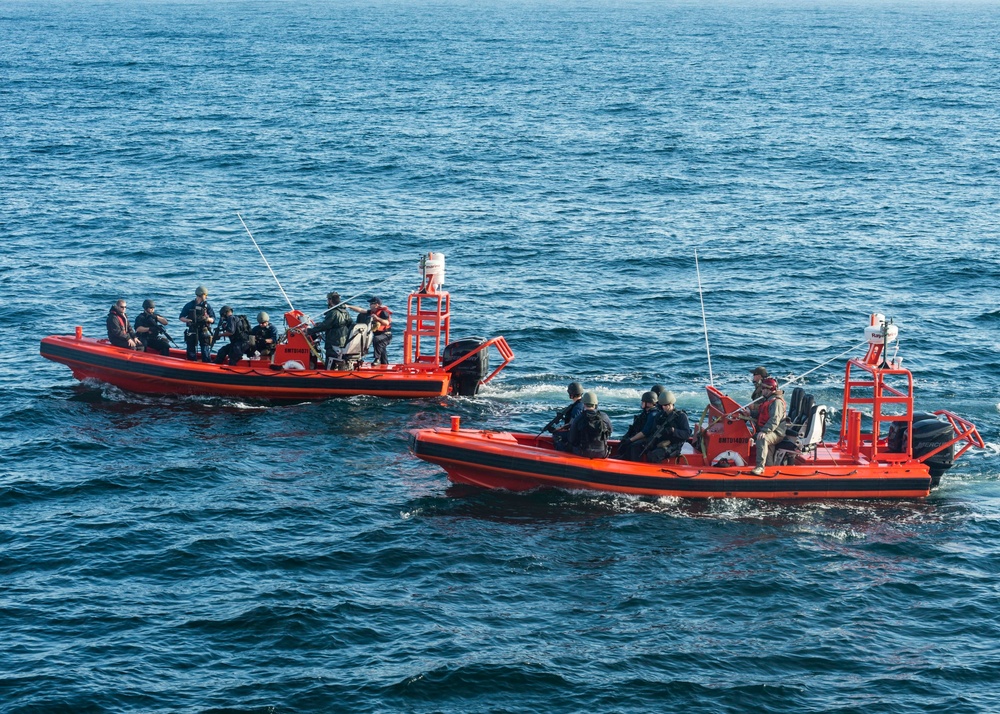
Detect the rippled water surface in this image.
<box><xmin>3</xmin><ymin>1</ymin><xmax>1000</xmax><ymax>712</ymax></box>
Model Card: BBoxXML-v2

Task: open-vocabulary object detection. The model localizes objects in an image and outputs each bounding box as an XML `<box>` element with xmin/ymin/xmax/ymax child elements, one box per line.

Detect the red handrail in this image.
<box><xmin>913</xmin><ymin>410</ymin><xmax>986</xmax><ymax>463</ymax></box>
<box><xmin>442</xmin><ymin>336</ymin><xmax>515</xmax><ymax>384</ymax></box>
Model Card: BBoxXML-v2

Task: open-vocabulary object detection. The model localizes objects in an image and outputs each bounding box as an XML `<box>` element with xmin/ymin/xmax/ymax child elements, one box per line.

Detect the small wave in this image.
<box><xmin>387</xmin><ymin>661</ymin><xmax>572</xmax><ymax>697</ymax></box>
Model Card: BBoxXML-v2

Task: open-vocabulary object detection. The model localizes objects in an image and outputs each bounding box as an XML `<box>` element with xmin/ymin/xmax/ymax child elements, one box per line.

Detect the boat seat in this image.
<box><xmin>785</xmin><ymin>394</ymin><xmax>814</xmax><ymax>439</ymax></box>
<box><xmin>776</xmin><ymin>404</ymin><xmax>828</xmax><ymax>464</ymax></box>
<box><xmin>786</xmin><ymin>387</ymin><xmax>805</xmax><ymax>424</ymax></box>
<box><xmin>795</xmin><ymin>404</ymin><xmax>828</xmax><ymax>452</ymax></box>
<box><xmin>326</xmin><ymin>321</ymin><xmax>374</xmax><ymax>370</ymax></box>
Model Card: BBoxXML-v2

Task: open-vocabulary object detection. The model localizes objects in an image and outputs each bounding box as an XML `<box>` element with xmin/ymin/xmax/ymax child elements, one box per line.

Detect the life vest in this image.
<box><xmin>372</xmin><ymin>305</ymin><xmax>392</xmax><ymax>333</ymax></box>
<box><xmin>757</xmin><ymin>395</ymin><xmax>787</xmax><ymax>432</ymax></box>
<box><xmin>185</xmin><ymin>300</ymin><xmax>213</xmax><ymax>334</ymax></box>
<box><xmin>624</xmin><ymin>408</ymin><xmax>653</xmax><ymax>441</ymax></box>
<box><xmin>652</xmin><ymin>409</ymin><xmax>688</xmax><ymax>446</ymax></box>
<box><xmin>109</xmin><ymin>310</ymin><xmax>133</xmax><ymax>342</ymax></box>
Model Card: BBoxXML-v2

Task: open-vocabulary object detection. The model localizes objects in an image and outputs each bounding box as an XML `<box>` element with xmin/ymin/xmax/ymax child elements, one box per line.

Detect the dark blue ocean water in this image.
<box><xmin>4</xmin><ymin>1</ymin><xmax>1000</xmax><ymax>711</ymax></box>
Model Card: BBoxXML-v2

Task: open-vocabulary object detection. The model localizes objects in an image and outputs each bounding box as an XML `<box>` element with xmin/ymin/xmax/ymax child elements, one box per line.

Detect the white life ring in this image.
<box><xmin>711</xmin><ymin>450</ymin><xmax>746</xmax><ymax>467</ymax></box>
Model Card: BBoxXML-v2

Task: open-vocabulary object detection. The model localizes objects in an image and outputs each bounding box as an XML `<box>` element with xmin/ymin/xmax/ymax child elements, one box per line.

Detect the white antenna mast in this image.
<box><xmin>695</xmin><ymin>249</ymin><xmax>714</xmax><ymax>387</ymax></box>
<box><xmin>237</xmin><ymin>212</ymin><xmax>295</xmax><ymax>312</ymax></box>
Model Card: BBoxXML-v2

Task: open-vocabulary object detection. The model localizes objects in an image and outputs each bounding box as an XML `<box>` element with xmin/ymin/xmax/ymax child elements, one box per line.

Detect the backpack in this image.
<box><xmin>580</xmin><ymin>410</ymin><xmax>611</xmax><ymax>444</ymax></box>
<box><xmin>233</xmin><ymin>314</ymin><xmax>253</xmax><ymax>345</ymax></box>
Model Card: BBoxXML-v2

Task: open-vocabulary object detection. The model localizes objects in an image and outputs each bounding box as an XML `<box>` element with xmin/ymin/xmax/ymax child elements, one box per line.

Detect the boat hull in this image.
<box><xmin>411</xmin><ymin>428</ymin><xmax>935</xmax><ymax>499</ymax></box>
<box><xmin>41</xmin><ymin>335</ymin><xmax>451</xmax><ymax>400</ymax></box>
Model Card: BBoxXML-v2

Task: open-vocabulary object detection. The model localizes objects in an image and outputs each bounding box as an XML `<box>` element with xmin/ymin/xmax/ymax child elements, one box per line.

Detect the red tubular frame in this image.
<box><xmin>838</xmin><ymin>357</ymin><xmax>914</xmax><ymax>462</ymax></box>
<box><xmin>921</xmin><ymin>410</ymin><xmax>985</xmax><ymax>463</ymax></box>
<box><xmin>441</xmin><ymin>336</ymin><xmax>515</xmax><ymax>385</ymax></box>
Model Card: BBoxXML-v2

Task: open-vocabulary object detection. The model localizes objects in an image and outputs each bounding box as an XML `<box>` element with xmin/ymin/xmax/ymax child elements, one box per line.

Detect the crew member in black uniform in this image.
<box><xmin>106</xmin><ymin>299</ymin><xmax>142</xmax><ymax>350</ymax></box>
<box><xmin>620</xmin><ymin>390</ymin><xmax>691</xmax><ymax>462</ymax></box>
<box><xmin>564</xmin><ymin>391</ymin><xmax>613</xmax><ymax>458</ymax></box>
<box><xmin>348</xmin><ymin>296</ymin><xmax>392</xmax><ymax>365</ymax></box>
<box><xmin>134</xmin><ymin>299</ymin><xmax>171</xmax><ymax>356</ymax></box>
<box><xmin>615</xmin><ymin>391</ymin><xmax>657</xmax><ymax>459</ymax></box>
<box><xmin>251</xmin><ymin>312</ymin><xmax>278</xmax><ymax>358</ymax></box>
<box><xmin>644</xmin><ymin>391</ymin><xmax>692</xmax><ymax>463</ymax></box>
<box><xmin>179</xmin><ymin>286</ymin><xmax>215</xmax><ymax>362</ymax></box>
<box><xmin>213</xmin><ymin>306</ymin><xmax>250</xmax><ymax>366</ymax></box>
<box><xmin>550</xmin><ymin>381</ymin><xmax>586</xmax><ymax>452</ymax></box>
<box><xmin>307</xmin><ymin>291</ymin><xmax>352</xmax><ymax>369</ymax></box>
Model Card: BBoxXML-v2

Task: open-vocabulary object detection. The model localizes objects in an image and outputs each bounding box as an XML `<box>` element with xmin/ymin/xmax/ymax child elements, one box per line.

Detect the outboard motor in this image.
<box><xmin>912</xmin><ymin>414</ymin><xmax>955</xmax><ymax>487</ymax></box>
<box><xmin>887</xmin><ymin>423</ymin><xmax>907</xmax><ymax>453</ymax></box>
<box><xmin>891</xmin><ymin>412</ymin><xmax>955</xmax><ymax>487</ymax></box>
<box><xmin>443</xmin><ymin>337</ymin><xmax>489</xmax><ymax>396</ymax></box>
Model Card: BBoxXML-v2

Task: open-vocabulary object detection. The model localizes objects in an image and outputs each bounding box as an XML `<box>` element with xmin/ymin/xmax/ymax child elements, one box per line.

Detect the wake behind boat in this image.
<box><xmin>410</xmin><ymin>314</ymin><xmax>983</xmax><ymax>499</ymax></box>
<box><xmin>41</xmin><ymin>253</ymin><xmax>514</xmax><ymax>401</ymax></box>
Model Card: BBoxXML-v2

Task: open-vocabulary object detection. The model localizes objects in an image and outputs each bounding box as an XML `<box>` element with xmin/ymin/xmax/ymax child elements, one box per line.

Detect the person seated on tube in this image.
<box><xmin>249</xmin><ymin>312</ymin><xmax>278</xmax><ymax>359</ymax></box>
<box><xmin>564</xmin><ymin>391</ymin><xmax>613</xmax><ymax>458</ymax></box>
<box><xmin>643</xmin><ymin>391</ymin><xmax>692</xmax><ymax>463</ymax></box>
<box><xmin>550</xmin><ymin>381</ymin><xmax>586</xmax><ymax>452</ymax></box>
<box><xmin>134</xmin><ymin>299</ymin><xmax>171</xmax><ymax>356</ymax></box>
<box><xmin>106</xmin><ymin>299</ymin><xmax>143</xmax><ymax>351</ymax></box>
<box><xmin>620</xmin><ymin>390</ymin><xmax>690</xmax><ymax>462</ymax></box>
<box><xmin>614</xmin><ymin>391</ymin><xmax>658</xmax><ymax>459</ymax></box>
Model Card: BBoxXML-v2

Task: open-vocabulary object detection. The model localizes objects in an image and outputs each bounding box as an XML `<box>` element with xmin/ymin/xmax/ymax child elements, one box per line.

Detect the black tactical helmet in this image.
<box><xmin>221</xmin><ymin>305</ymin><xmax>233</xmax><ymax>316</ymax></box>
<box><xmin>641</xmin><ymin>391</ymin><xmax>655</xmax><ymax>404</ymax></box>
<box><xmin>651</xmin><ymin>384</ymin><xmax>665</xmax><ymax>396</ymax></box>
<box><xmin>142</xmin><ymin>299</ymin><xmax>155</xmax><ymax>310</ymax></box>
<box><xmin>568</xmin><ymin>381</ymin><xmax>584</xmax><ymax>398</ymax></box>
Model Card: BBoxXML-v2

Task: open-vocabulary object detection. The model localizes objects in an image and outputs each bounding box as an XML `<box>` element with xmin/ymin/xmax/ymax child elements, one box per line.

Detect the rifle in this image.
<box><xmin>636</xmin><ymin>417</ymin><xmax>670</xmax><ymax>460</ymax></box>
<box><xmin>637</xmin><ymin>411</ymin><xmax>693</xmax><ymax>461</ymax></box>
<box><xmin>183</xmin><ymin>304</ymin><xmax>212</xmax><ymax>339</ymax></box>
<box><xmin>148</xmin><ymin>315</ymin><xmax>178</xmax><ymax>347</ymax></box>
<box><xmin>535</xmin><ymin>404</ymin><xmax>571</xmax><ymax>441</ymax></box>
<box><xmin>160</xmin><ymin>328</ymin><xmax>178</xmax><ymax>348</ymax></box>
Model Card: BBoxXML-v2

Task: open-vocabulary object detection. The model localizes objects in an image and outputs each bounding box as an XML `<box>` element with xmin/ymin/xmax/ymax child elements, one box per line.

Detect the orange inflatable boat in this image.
<box><xmin>41</xmin><ymin>253</ymin><xmax>513</xmax><ymax>401</ymax></box>
<box><xmin>411</xmin><ymin>314</ymin><xmax>983</xmax><ymax>499</ymax></box>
